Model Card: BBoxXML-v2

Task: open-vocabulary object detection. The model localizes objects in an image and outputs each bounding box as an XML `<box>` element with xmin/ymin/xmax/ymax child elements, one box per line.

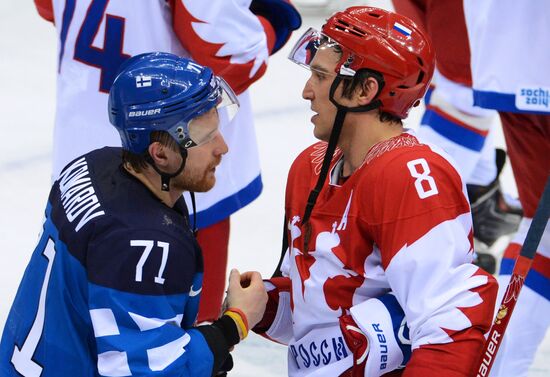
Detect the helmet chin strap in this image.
<box><xmin>145</xmin><ymin>147</ymin><xmax>188</xmax><ymax>192</ymax></box>
<box><xmin>145</xmin><ymin>146</ymin><xmax>198</xmax><ymax>235</ymax></box>
<box><xmin>301</xmin><ymin>76</ymin><xmax>382</xmax><ymax>250</ymax></box>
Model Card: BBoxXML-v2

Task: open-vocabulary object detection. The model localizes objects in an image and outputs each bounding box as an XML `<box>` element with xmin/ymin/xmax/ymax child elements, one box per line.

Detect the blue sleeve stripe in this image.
<box><xmin>376</xmin><ymin>293</ymin><xmax>411</xmax><ymax>364</ymax></box>
<box><xmin>421</xmin><ymin>107</ymin><xmax>486</xmax><ymax>151</ymax></box>
<box><xmin>194</xmin><ymin>174</ymin><xmax>263</xmax><ymax>229</ymax></box>
<box><xmin>473</xmin><ymin>90</ymin><xmax>550</xmax><ymax>114</ymax></box>
<box><xmin>499</xmin><ymin>257</ymin><xmax>515</xmax><ymax>275</ymax></box>
<box><xmin>424</xmin><ymin>86</ymin><xmax>434</xmax><ymax>105</ymax></box>
<box><xmin>499</xmin><ymin>257</ymin><xmax>550</xmax><ymax>300</ymax></box>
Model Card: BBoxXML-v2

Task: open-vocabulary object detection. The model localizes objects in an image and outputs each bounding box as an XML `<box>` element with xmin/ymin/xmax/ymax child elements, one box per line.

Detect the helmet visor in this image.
<box><xmin>288</xmin><ymin>27</ymin><xmax>355</xmax><ymax>77</ymax></box>
<box><xmin>215</xmin><ymin>76</ymin><xmax>240</xmax><ymax>123</ymax></box>
<box><xmin>172</xmin><ymin>76</ymin><xmax>239</xmax><ymax>148</ymax></box>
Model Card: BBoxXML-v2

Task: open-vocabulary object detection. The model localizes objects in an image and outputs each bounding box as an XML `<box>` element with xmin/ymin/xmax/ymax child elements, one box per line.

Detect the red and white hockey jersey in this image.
<box><xmin>35</xmin><ymin>0</ymin><xmax>278</xmax><ymax>227</ymax></box>
<box><xmin>274</xmin><ymin>132</ymin><xmax>497</xmax><ymax>376</ymax></box>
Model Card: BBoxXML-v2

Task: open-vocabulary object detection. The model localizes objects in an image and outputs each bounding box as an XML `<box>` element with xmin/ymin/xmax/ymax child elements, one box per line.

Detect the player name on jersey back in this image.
<box><xmin>58</xmin><ymin>157</ymin><xmax>105</xmax><ymax>232</ymax></box>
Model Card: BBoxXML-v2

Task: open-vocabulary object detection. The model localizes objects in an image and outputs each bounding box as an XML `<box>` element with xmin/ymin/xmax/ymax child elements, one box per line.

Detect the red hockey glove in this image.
<box><xmin>252</xmin><ymin>277</ymin><xmax>291</xmax><ymax>334</ymax></box>
<box><xmin>339</xmin><ymin>314</ymin><xmax>370</xmax><ymax>377</ymax></box>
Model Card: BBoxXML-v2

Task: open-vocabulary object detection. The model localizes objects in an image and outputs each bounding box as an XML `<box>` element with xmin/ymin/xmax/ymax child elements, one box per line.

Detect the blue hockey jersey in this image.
<box><xmin>0</xmin><ymin>147</ymin><xmax>222</xmax><ymax>376</ymax></box>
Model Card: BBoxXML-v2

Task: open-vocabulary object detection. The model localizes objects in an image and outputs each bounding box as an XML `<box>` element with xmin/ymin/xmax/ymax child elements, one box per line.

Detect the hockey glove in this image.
<box><xmin>250</xmin><ymin>0</ymin><xmax>302</xmax><ymax>53</ymax></box>
<box><xmin>341</xmin><ymin>293</ymin><xmax>412</xmax><ymax>376</ymax></box>
<box><xmin>215</xmin><ymin>354</ymin><xmax>234</xmax><ymax>376</ymax></box>
<box><xmin>339</xmin><ymin>314</ymin><xmax>370</xmax><ymax>377</ymax></box>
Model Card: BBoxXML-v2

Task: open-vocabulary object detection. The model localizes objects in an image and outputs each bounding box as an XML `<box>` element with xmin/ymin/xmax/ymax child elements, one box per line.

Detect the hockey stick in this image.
<box><xmin>474</xmin><ymin>173</ymin><xmax>550</xmax><ymax>377</ymax></box>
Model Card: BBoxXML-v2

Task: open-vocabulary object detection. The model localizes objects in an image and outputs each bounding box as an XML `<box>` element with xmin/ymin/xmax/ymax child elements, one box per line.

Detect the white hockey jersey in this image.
<box><xmin>464</xmin><ymin>0</ymin><xmax>550</xmax><ymax>114</ymax></box>
<box><xmin>36</xmin><ymin>0</ymin><xmax>276</xmax><ymax>227</ymax></box>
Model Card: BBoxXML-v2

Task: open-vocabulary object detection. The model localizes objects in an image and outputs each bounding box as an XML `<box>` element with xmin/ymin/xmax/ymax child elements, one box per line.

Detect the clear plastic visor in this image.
<box><xmin>215</xmin><ymin>76</ymin><xmax>240</xmax><ymax>123</ymax></box>
<box><xmin>175</xmin><ymin>76</ymin><xmax>239</xmax><ymax>148</ymax></box>
<box><xmin>289</xmin><ymin>27</ymin><xmax>350</xmax><ymax>76</ymax></box>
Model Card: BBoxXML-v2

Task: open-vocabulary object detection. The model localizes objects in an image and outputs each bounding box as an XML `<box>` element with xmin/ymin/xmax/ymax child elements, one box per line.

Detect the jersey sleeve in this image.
<box><xmin>88</xmin><ymin>283</ymin><xmax>216</xmax><ymax>376</ymax></box>
<box><xmin>86</xmin><ymin>227</ymin><xmax>226</xmax><ymax>376</ymax></box>
<box><xmin>363</xmin><ymin>149</ymin><xmax>497</xmax><ymax>374</ymax></box>
<box><xmin>34</xmin><ymin>0</ymin><xmax>54</xmax><ymax>22</ymax></box>
<box><xmin>171</xmin><ymin>0</ymin><xmax>276</xmax><ymax>95</ymax></box>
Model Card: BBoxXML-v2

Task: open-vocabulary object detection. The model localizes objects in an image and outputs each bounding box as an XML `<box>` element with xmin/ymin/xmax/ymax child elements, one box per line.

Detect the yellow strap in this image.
<box><xmin>224</xmin><ymin>310</ymin><xmax>248</xmax><ymax>340</ymax></box>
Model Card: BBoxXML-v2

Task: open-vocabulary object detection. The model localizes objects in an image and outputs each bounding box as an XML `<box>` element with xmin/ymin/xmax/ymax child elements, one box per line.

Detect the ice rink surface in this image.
<box><xmin>0</xmin><ymin>1</ymin><xmax>547</xmax><ymax>376</ymax></box>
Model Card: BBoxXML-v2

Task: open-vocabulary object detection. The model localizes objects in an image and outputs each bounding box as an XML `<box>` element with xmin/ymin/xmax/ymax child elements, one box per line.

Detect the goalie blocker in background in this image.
<box><xmin>256</xmin><ymin>6</ymin><xmax>497</xmax><ymax>377</ymax></box>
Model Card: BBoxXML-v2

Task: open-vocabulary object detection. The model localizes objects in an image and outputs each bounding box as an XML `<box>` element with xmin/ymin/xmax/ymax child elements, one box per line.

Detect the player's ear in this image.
<box><xmin>356</xmin><ymin>77</ymin><xmax>379</xmax><ymax>106</ymax></box>
<box><xmin>147</xmin><ymin>142</ymin><xmax>170</xmax><ymax>168</ymax></box>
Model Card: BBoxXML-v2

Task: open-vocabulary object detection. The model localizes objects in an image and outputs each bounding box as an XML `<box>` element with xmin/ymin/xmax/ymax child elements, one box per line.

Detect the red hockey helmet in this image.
<box><xmin>290</xmin><ymin>6</ymin><xmax>435</xmax><ymax>119</ymax></box>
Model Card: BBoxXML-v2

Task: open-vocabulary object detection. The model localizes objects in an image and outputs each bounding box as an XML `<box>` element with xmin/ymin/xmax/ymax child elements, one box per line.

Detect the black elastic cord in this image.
<box><xmin>302</xmin><ymin>106</ymin><xmax>347</xmax><ymax>225</ymax></box>
<box><xmin>301</xmin><ymin>75</ymin><xmax>384</xmax><ymax>251</ymax></box>
<box><xmin>328</xmin><ymin>75</ymin><xmax>383</xmax><ymax>114</ymax></box>
<box><xmin>145</xmin><ymin>147</ymin><xmax>188</xmax><ymax>191</ymax></box>
<box><xmin>190</xmin><ymin>191</ymin><xmax>197</xmax><ymax>235</ymax></box>
<box><xmin>302</xmin><ymin>75</ymin><xmax>382</xmax><ymax>225</ymax></box>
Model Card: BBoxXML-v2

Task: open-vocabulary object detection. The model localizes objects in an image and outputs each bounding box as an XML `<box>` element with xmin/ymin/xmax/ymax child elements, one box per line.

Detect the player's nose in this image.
<box><xmin>302</xmin><ymin>77</ymin><xmax>314</xmax><ymax>101</ymax></box>
<box><xmin>214</xmin><ymin>133</ymin><xmax>228</xmax><ymax>156</ymax></box>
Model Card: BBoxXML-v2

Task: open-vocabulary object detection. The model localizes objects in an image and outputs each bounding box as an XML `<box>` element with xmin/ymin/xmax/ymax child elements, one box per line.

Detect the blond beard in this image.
<box><xmin>172</xmin><ymin>166</ymin><xmax>216</xmax><ymax>193</ymax></box>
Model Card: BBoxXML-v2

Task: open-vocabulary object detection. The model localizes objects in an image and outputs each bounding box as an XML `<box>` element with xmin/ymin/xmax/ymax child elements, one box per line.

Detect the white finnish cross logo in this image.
<box><xmin>136</xmin><ymin>74</ymin><xmax>152</xmax><ymax>88</ymax></box>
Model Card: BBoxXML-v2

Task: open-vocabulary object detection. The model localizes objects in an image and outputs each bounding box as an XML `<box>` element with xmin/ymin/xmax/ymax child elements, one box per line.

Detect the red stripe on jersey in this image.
<box><xmin>504</xmin><ymin>242</ymin><xmax>550</xmax><ymax>279</ymax></box>
<box><xmin>172</xmin><ymin>1</ymin><xmax>269</xmax><ymax>95</ymax></box>
<box><xmin>35</xmin><ymin>0</ymin><xmax>54</xmax><ymax>23</ymax></box>
<box><xmin>427</xmin><ymin>104</ymin><xmax>490</xmax><ymax>137</ymax></box>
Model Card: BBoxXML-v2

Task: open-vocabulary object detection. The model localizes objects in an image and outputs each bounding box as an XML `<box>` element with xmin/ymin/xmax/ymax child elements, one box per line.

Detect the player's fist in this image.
<box><xmin>339</xmin><ymin>314</ymin><xmax>369</xmax><ymax>377</ymax></box>
<box><xmin>225</xmin><ymin>269</ymin><xmax>267</xmax><ymax>329</ymax></box>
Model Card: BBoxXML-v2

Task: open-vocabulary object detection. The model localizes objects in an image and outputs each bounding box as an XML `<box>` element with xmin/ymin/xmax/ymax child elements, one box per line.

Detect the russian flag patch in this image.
<box><xmin>393</xmin><ymin>22</ymin><xmax>412</xmax><ymax>36</ymax></box>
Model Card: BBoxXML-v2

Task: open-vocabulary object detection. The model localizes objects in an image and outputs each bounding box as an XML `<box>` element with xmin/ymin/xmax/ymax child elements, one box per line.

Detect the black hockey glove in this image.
<box><xmin>215</xmin><ymin>353</ymin><xmax>233</xmax><ymax>376</ymax></box>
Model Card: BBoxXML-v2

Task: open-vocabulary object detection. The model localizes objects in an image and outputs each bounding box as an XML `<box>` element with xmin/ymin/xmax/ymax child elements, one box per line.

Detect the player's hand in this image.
<box><xmin>215</xmin><ymin>354</ymin><xmax>234</xmax><ymax>376</ymax></box>
<box><xmin>339</xmin><ymin>314</ymin><xmax>370</xmax><ymax>377</ymax></box>
<box><xmin>225</xmin><ymin>269</ymin><xmax>268</xmax><ymax>329</ymax></box>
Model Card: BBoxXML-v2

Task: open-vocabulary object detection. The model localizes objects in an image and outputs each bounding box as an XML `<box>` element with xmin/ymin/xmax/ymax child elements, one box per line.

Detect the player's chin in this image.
<box><xmin>312</xmin><ymin>126</ymin><xmax>329</xmax><ymax>142</ymax></box>
<box><xmin>194</xmin><ymin>175</ymin><xmax>216</xmax><ymax>193</ymax></box>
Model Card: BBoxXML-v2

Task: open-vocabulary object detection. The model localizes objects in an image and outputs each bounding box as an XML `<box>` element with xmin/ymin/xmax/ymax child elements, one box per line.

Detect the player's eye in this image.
<box><xmin>313</xmin><ymin>71</ymin><xmax>326</xmax><ymax>81</ymax></box>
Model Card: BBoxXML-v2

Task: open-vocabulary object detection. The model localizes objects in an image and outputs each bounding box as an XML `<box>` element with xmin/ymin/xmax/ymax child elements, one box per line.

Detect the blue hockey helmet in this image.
<box><xmin>108</xmin><ymin>52</ymin><xmax>239</xmax><ymax>154</ymax></box>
